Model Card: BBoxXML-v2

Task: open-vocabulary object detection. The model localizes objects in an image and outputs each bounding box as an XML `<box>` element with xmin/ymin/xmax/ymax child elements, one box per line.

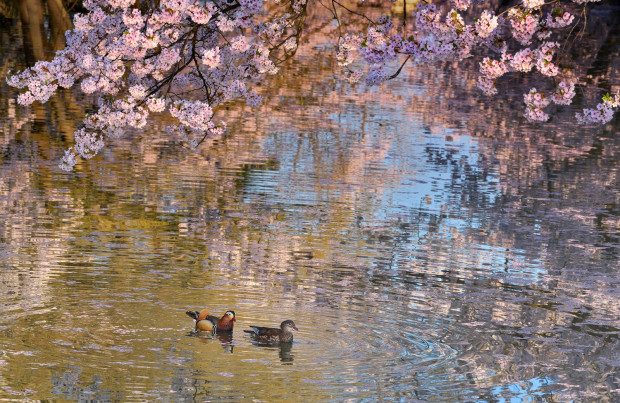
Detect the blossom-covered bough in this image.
<box><xmin>8</xmin><ymin>0</ymin><xmax>306</xmax><ymax>170</ymax></box>
<box><xmin>7</xmin><ymin>0</ymin><xmax>619</xmax><ymax>171</ymax></box>
<box><xmin>336</xmin><ymin>0</ymin><xmax>618</xmax><ymax>124</ymax></box>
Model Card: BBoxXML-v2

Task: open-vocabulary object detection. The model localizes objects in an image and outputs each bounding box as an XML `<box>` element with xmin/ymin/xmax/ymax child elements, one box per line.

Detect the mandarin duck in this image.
<box><xmin>186</xmin><ymin>309</ymin><xmax>236</xmax><ymax>333</ymax></box>
<box><xmin>243</xmin><ymin>320</ymin><xmax>298</xmax><ymax>343</ymax></box>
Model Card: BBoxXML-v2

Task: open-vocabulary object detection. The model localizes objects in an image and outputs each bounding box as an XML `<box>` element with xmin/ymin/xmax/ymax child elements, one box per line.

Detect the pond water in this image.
<box><xmin>1</xmin><ymin>6</ymin><xmax>620</xmax><ymax>402</ymax></box>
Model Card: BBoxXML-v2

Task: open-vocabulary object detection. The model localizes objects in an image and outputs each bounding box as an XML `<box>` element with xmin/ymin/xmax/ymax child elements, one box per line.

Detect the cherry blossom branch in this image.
<box><xmin>5</xmin><ymin>0</ymin><xmax>617</xmax><ymax>173</ymax></box>
<box><xmin>388</xmin><ymin>55</ymin><xmax>411</xmax><ymax>80</ymax></box>
<box><xmin>333</xmin><ymin>0</ymin><xmax>617</xmax><ymax>124</ymax></box>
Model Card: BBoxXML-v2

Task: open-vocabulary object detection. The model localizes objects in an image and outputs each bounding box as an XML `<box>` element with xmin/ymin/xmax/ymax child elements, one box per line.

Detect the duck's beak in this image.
<box><xmin>293</xmin><ymin>326</ymin><xmax>298</xmax><ymax>331</ymax></box>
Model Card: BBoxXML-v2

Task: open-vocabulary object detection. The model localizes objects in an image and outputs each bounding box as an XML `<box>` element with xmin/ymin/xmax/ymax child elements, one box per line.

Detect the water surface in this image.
<box><xmin>1</xmin><ymin>7</ymin><xmax>620</xmax><ymax>401</ymax></box>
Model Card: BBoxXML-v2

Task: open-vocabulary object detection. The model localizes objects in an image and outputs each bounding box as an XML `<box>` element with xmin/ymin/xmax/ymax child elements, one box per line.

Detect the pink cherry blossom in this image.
<box><xmin>522</xmin><ymin>0</ymin><xmax>545</xmax><ymax>9</ymax></box>
<box><xmin>510</xmin><ymin>48</ymin><xmax>535</xmax><ymax>72</ymax></box>
<box><xmin>480</xmin><ymin>57</ymin><xmax>508</xmax><ymax>80</ymax></box>
<box><xmin>545</xmin><ymin>11</ymin><xmax>575</xmax><ymax>28</ymax></box>
<box><xmin>170</xmin><ymin>100</ymin><xmax>214</xmax><ymax>131</ymax></box>
<box><xmin>477</xmin><ymin>76</ymin><xmax>497</xmax><ymax>96</ymax></box>
<box><xmin>451</xmin><ymin>0</ymin><xmax>472</xmax><ymax>11</ymax></box>
<box><xmin>551</xmin><ymin>82</ymin><xmax>576</xmax><ymax>105</ymax></box>
<box><xmin>202</xmin><ymin>47</ymin><xmax>221</xmax><ymax>69</ymax></box>
<box><xmin>535</xmin><ymin>42</ymin><xmax>560</xmax><ymax>77</ymax></box>
<box><xmin>475</xmin><ymin>11</ymin><xmax>498</xmax><ymax>39</ymax></box>
<box><xmin>230</xmin><ymin>36</ymin><xmax>251</xmax><ymax>53</ymax></box>
<box><xmin>509</xmin><ymin>9</ymin><xmax>540</xmax><ymax>45</ymax></box>
<box><xmin>146</xmin><ymin>98</ymin><xmax>166</xmax><ymax>113</ymax></box>
<box><xmin>576</xmin><ymin>92</ymin><xmax>619</xmax><ymax>124</ymax></box>
<box><xmin>129</xmin><ymin>85</ymin><xmax>147</xmax><ymax>100</ymax></box>
<box><xmin>524</xmin><ymin>88</ymin><xmax>550</xmax><ymax>121</ymax></box>
<box><xmin>245</xmin><ymin>91</ymin><xmax>263</xmax><ymax>107</ymax></box>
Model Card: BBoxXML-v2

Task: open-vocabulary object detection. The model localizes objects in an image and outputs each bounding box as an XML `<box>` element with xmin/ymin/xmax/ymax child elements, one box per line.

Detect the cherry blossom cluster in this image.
<box><xmin>338</xmin><ymin>3</ymin><xmax>573</xmax><ymax>87</ymax></box>
<box><xmin>451</xmin><ymin>0</ymin><xmax>471</xmax><ymax>11</ymax></box>
<box><xmin>338</xmin><ymin>1</ymin><xmax>611</xmax><ymax>125</ymax></box>
<box><xmin>551</xmin><ymin>81</ymin><xmax>576</xmax><ymax>105</ymax></box>
<box><xmin>475</xmin><ymin>11</ymin><xmax>499</xmax><ymax>39</ymax></box>
<box><xmin>480</xmin><ymin>56</ymin><xmax>509</xmax><ymax>80</ymax></box>
<box><xmin>522</xmin><ymin>81</ymin><xmax>577</xmax><ymax>122</ymax></box>
<box><xmin>522</xmin><ymin>0</ymin><xmax>545</xmax><ymax>10</ymax></box>
<box><xmin>476</xmin><ymin>41</ymin><xmax>560</xmax><ymax>97</ymax></box>
<box><xmin>524</xmin><ymin>88</ymin><xmax>551</xmax><ymax>121</ymax></box>
<box><xmin>576</xmin><ymin>92</ymin><xmax>620</xmax><ymax>124</ymax></box>
<box><xmin>535</xmin><ymin>41</ymin><xmax>561</xmax><ymax>77</ymax></box>
<box><xmin>545</xmin><ymin>9</ymin><xmax>575</xmax><ymax>28</ymax></box>
<box><xmin>8</xmin><ymin>0</ymin><xmax>306</xmax><ymax>170</ymax></box>
<box><xmin>509</xmin><ymin>8</ymin><xmax>540</xmax><ymax>45</ymax></box>
<box><xmin>510</xmin><ymin>48</ymin><xmax>535</xmax><ymax>72</ymax></box>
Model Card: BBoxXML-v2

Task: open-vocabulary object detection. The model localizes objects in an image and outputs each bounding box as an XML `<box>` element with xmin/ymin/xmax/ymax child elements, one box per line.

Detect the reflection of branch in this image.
<box><xmin>403</xmin><ymin>0</ymin><xmax>407</xmax><ymax>31</ymax></box>
<box><xmin>269</xmin><ymin>2</ymin><xmax>308</xmax><ymax>65</ymax></box>
<box><xmin>331</xmin><ymin>0</ymin><xmax>375</xmax><ymax>25</ymax></box>
<box><xmin>331</xmin><ymin>0</ymin><xmax>342</xmax><ymax>36</ymax></box>
<box><xmin>316</xmin><ymin>0</ymin><xmax>344</xmax><ymax>43</ymax></box>
<box><xmin>196</xmin><ymin>125</ymin><xmax>213</xmax><ymax>147</ymax></box>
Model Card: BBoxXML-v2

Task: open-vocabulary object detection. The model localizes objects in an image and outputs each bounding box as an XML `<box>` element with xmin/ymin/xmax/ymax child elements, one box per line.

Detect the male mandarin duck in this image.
<box><xmin>186</xmin><ymin>308</ymin><xmax>236</xmax><ymax>333</ymax></box>
<box><xmin>243</xmin><ymin>320</ymin><xmax>298</xmax><ymax>343</ymax></box>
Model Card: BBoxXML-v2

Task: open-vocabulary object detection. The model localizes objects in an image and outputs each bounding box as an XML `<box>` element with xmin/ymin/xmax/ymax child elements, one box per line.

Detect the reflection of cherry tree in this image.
<box><xmin>6</xmin><ymin>0</ymin><xmax>619</xmax><ymax>171</ymax></box>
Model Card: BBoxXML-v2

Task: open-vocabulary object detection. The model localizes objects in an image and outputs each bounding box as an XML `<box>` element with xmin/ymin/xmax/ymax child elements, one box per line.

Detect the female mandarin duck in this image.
<box><xmin>186</xmin><ymin>309</ymin><xmax>236</xmax><ymax>334</ymax></box>
<box><xmin>243</xmin><ymin>320</ymin><xmax>298</xmax><ymax>343</ymax></box>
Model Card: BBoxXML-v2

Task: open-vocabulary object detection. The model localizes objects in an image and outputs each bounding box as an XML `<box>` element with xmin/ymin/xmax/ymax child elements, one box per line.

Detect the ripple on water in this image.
<box><xmin>212</xmin><ymin>268</ymin><xmax>471</xmax><ymax>399</ymax></box>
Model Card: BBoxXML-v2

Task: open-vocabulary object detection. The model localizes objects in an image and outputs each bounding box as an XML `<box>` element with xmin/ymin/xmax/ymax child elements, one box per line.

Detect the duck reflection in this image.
<box><xmin>248</xmin><ymin>341</ymin><xmax>295</xmax><ymax>363</ymax></box>
<box><xmin>278</xmin><ymin>342</ymin><xmax>294</xmax><ymax>363</ymax></box>
<box><xmin>189</xmin><ymin>330</ymin><xmax>235</xmax><ymax>353</ymax></box>
<box><xmin>216</xmin><ymin>332</ymin><xmax>234</xmax><ymax>353</ymax></box>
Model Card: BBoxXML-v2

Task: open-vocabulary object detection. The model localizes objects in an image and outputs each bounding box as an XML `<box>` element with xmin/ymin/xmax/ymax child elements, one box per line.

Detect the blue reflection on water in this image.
<box><xmin>485</xmin><ymin>375</ymin><xmax>556</xmax><ymax>402</ymax></box>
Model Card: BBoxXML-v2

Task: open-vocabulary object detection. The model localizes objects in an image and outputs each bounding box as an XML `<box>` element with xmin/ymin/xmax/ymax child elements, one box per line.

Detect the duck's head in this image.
<box><xmin>224</xmin><ymin>310</ymin><xmax>236</xmax><ymax>322</ymax></box>
<box><xmin>280</xmin><ymin>320</ymin><xmax>298</xmax><ymax>331</ymax></box>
